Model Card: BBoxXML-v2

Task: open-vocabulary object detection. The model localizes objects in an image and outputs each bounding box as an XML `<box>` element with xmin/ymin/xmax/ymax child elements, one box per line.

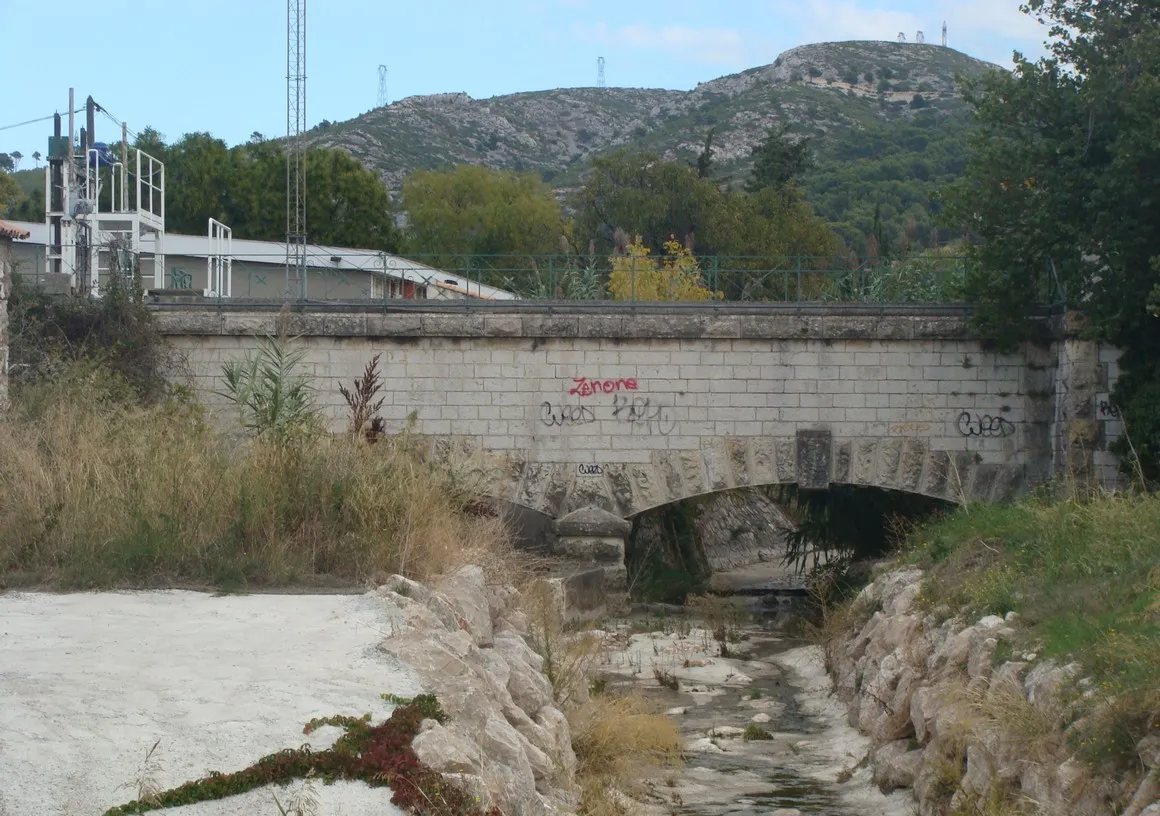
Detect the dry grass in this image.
<box><xmin>0</xmin><ymin>375</ymin><xmax>511</xmax><ymax>589</ymax></box>
<box><xmin>684</xmin><ymin>593</ymin><xmax>747</xmax><ymax>650</ymax></box>
<box><xmin>968</xmin><ymin>676</ymin><xmax>1068</xmax><ymax>766</ymax></box>
<box><xmin>521</xmin><ymin>579</ymin><xmax>607</xmax><ymax>707</ymax></box>
<box><xmin>567</xmin><ymin>693</ymin><xmax>684</xmax><ymax>815</ymax></box>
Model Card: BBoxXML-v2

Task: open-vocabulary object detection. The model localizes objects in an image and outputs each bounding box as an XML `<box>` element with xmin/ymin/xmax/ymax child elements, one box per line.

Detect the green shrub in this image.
<box><xmin>6</xmin><ymin>269</ymin><xmax>169</xmax><ymax>403</ymax></box>
<box><xmin>909</xmin><ymin>493</ymin><xmax>1160</xmax><ymax>768</ymax></box>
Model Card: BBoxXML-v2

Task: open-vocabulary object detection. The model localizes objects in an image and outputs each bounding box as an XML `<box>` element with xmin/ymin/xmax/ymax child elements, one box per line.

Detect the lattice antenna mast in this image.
<box><xmin>597</xmin><ymin>56</ymin><xmax>606</xmax><ymax>89</ymax></box>
<box><xmin>286</xmin><ymin>0</ymin><xmax>307</xmax><ymax>299</ymax></box>
<box><xmin>916</xmin><ymin>30</ymin><xmax>925</xmax><ymax>43</ymax></box>
<box><xmin>377</xmin><ymin>65</ymin><xmax>389</xmax><ymax>108</ymax></box>
<box><xmin>897</xmin><ymin>31</ymin><xmax>907</xmax><ymax>42</ymax></box>
<box><xmin>942</xmin><ymin>21</ymin><xmax>948</xmax><ymax>47</ymax></box>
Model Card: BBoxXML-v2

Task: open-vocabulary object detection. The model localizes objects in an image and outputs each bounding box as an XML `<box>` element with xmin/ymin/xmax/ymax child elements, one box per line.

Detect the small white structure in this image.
<box><xmin>10</xmin><ymin>219</ymin><xmax>516</xmax><ymax>302</ymax></box>
<box><xmin>27</xmin><ymin>89</ymin><xmax>514</xmax><ymax>303</ymax></box>
<box><xmin>42</xmin><ymin>97</ymin><xmax>167</xmax><ymax>295</ymax></box>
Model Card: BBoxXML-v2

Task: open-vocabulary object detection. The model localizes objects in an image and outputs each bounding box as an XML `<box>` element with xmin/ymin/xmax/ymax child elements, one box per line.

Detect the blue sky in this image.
<box><xmin>0</xmin><ymin>0</ymin><xmax>1051</xmax><ymax>163</ymax></box>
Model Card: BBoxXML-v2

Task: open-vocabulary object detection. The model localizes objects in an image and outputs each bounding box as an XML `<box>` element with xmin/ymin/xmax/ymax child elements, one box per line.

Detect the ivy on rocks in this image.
<box><xmin>103</xmin><ymin>694</ymin><xmax>500</xmax><ymax>816</ymax></box>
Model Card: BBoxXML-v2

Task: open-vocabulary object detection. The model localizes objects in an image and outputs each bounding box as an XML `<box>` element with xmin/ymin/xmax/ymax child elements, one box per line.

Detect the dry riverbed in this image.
<box><xmin>591</xmin><ymin>600</ymin><xmax>912</xmax><ymax>816</ymax></box>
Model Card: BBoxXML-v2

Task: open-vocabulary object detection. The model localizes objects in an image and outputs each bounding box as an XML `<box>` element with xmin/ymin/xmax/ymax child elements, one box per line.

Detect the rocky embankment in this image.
<box><xmin>377</xmin><ymin>567</ymin><xmax>579</xmax><ymax>815</ymax></box>
<box><xmin>827</xmin><ymin>569</ymin><xmax>1160</xmax><ymax>815</ymax></box>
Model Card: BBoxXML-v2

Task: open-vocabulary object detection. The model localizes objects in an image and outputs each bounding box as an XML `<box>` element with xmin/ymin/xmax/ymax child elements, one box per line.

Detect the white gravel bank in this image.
<box><xmin>0</xmin><ymin>590</ymin><xmax>422</xmax><ymax>816</ymax></box>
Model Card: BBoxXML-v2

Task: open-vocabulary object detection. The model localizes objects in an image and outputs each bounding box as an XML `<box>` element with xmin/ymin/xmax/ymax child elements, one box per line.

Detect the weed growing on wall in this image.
<box><xmin>103</xmin><ymin>695</ymin><xmax>499</xmax><ymax>816</ymax></box>
<box><xmin>219</xmin><ymin>329</ymin><xmax>321</xmax><ymax>445</ymax></box>
<box><xmin>339</xmin><ymin>352</ymin><xmax>387</xmax><ymax>442</ymax></box>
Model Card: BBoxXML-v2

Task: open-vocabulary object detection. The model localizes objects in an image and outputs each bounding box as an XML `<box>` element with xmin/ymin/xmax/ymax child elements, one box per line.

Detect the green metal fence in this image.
<box><xmin>213</xmin><ymin>252</ymin><xmax>1063</xmax><ymax>305</ymax></box>
<box><xmin>218</xmin><ymin>253</ymin><xmax>981</xmax><ymax>304</ymax></box>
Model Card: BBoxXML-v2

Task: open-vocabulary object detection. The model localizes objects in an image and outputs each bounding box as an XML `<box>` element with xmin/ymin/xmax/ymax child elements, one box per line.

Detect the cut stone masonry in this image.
<box><xmin>154</xmin><ymin>303</ymin><xmax>1124</xmax><ymax>575</ymax></box>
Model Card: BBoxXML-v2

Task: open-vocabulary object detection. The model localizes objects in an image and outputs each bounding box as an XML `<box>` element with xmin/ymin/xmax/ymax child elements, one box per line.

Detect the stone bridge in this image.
<box><xmin>154</xmin><ymin>301</ymin><xmax>1123</xmax><ymax>586</ymax></box>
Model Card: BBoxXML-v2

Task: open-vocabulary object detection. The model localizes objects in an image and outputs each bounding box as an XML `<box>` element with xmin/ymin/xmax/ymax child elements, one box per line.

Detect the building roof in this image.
<box><xmin>0</xmin><ymin>220</ymin><xmax>31</xmax><ymax>240</ymax></box>
<box><xmin>6</xmin><ymin>220</ymin><xmax>516</xmax><ymax>300</ymax></box>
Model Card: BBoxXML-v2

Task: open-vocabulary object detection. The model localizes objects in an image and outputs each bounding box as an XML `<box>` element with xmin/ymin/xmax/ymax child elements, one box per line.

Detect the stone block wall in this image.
<box><xmin>154</xmin><ymin>305</ymin><xmax>1110</xmax><ymax>515</ymax></box>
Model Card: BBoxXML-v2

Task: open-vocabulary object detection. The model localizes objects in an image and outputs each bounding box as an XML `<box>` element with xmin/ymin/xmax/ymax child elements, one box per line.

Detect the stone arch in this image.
<box><xmin>480</xmin><ymin>434</ymin><xmax>1025</xmax><ymax>520</ymax></box>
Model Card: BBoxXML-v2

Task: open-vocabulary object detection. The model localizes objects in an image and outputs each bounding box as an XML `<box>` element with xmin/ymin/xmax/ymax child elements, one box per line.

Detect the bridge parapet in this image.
<box><xmin>153</xmin><ymin>302</ymin><xmax>1123</xmax><ymax>511</ymax></box>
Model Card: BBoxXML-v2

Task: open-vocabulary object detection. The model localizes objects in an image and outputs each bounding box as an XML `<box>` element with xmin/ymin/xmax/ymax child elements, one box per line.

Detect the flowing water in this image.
<box><xmin>596</xmin><ymin>589</ymin><xmax>911</xmax><ymax>816</ymax></box>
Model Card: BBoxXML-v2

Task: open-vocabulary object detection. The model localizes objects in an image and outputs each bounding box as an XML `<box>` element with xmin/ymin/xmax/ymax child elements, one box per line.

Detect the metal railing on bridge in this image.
<box><xmin>168</xmin><ymin>251</ymin><xmax>1064</xmax><ymax>306</ymax></box>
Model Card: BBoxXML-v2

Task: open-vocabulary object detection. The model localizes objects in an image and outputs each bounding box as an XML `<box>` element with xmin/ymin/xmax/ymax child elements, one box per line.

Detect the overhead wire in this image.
<box><xmin>97</xmin><ymin>107</ymin><xmax>140</xmax><ymax>143</ymax></box>
<box><xmin>0</xmin><ymin>109</ymin><xmax>86</xmax><ymax>133</ymax></box>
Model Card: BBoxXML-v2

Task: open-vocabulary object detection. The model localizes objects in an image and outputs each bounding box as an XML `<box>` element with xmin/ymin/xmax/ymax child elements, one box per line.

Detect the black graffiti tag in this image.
<box><xmin>540</xmin><ymin>401</ymin><xmax>596</xmax><ymax>427</ymax></box>
<box><xmin>577</xmin><ymin>463</ymin><xmax>605</xmax><ymax>476</ymax></box>
<box><xmin>1098</xmin><ymin>399</ymin><xmax>1121</xmax><ymax>419</ymax></box>
<box><xmin>956</xmin><ymin>411</ymin><xmax>1015</xmax><ymax>438</ymax></box>
<box><xmin>611</xmin><ymin>395</ymin><xmax>676</xmax><ymax>436</ymax></box>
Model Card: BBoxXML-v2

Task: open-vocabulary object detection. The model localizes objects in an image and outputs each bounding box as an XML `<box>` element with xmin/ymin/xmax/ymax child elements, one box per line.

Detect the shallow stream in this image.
<box><xmin>596</xmin><ymin>589</ymin><xmax>910</xmax><ymax>816</ymax></box>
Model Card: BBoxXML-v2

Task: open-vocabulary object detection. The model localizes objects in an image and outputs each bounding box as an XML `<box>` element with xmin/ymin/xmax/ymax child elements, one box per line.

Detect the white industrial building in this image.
<box><xmin>8</xmin><ymin>219</ymin><xmax>516</xmax><ymax>302</ymax></box>
<box><xmin>8</xmin><ymin>96</ymin><xmax>514</xmax><ymax>302</ymax></box>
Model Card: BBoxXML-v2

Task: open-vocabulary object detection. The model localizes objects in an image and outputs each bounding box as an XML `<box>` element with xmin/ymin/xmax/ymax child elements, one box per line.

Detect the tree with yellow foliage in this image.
<box><xmin>608</xmin><ymin>235</ymin><xmax>720</xmax><ymax>302</ymax></box>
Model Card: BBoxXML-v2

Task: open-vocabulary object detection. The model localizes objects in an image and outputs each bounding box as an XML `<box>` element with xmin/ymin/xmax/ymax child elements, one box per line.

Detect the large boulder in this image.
<box><xmin>376</xmin><ymin>576</ymin><xmax>578</xmax><ymax>815</ymax></box>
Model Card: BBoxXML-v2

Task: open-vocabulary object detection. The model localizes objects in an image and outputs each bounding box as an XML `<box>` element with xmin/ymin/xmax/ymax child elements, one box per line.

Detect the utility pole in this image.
<box><xmin>286</xmin><ymin>0</ymin><xmax>307</xmax><ymax>299</ymax></box>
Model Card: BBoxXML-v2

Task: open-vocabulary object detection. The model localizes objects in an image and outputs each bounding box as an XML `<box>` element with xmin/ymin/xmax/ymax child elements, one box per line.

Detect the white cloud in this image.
<box><xmin>771</xmin><ymin>0</ymin><xmax>924</xmax><ymax>44</ymax></box>
<box><xmin>939</xmin><ymin>0</ymin><xmax>1046</xmax><ymax>42</ymax></box>
<box><xmin>572</xmin><ymin>22</ymin><xmax>748</xmax><ymax>66</ymax></box>
<box><xmin>768</xmin><ymin>0</ymin><xmax>1048</xmax><ymax>63</ymax></box>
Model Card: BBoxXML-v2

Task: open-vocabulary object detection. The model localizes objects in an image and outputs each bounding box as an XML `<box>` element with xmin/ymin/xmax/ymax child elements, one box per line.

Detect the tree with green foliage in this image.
<box><xmin>574</xmin><ymin>148</ymin><xmax>840</xmax><ymax>265</ymax></box>
<box><xmin>695</xmin><ymin>128</ymin><xmax>715</xmax><ymax>179</ymax></box>
<box><xmin>128</xmin><ymin>130</ymin><xmax>401</xmax><ymax>252</ymax></box>
<box><xmin>0</xmin><ymin>171</ymin><xmax>19</xmax><ymax>216</ymax></box>
<box><xmin>401</xmin><ymin>165</ymin><xmax>565</xmax><ymax>261</ymax></box>
<box><xmin>6</xmin><ymin>187</ymin><xmax>44</xmax><ymax>223</ymax></box>
<box><xmin>710</xmin><ymin>185</ymin><xmax>842</xmax><ymax>259</ymax></box>
<box><xmin>162</xmin><ymin>132</ymin><xmax>234</xmax><ymax>232</ymax></box>
<box><xmin>944</xmin><ymin>0</ymin><xmax>1160</xmax><ymax>477</ymax></box>
<box><xmin>573</xmin><ymin>149</ymin><xmax>730</xmax><ymax>255</ymax></box>
<box><xmin>746</xmin><ymin>125</ymin><xmax>813</xmax><ymax>192</ymax></box>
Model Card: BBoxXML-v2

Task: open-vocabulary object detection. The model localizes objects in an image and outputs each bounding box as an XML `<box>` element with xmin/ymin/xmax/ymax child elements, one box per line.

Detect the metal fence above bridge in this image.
<box><xmin>159</xmin><ymin>250</ymin><xmax>1065</xmax><ymax>307</ymax></box>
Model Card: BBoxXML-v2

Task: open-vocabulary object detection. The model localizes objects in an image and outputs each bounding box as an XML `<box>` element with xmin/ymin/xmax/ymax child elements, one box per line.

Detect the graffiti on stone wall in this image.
<box><xmin>611</xmin><ymin>394</ymin><xmax>676</xmax><ymax>436</ymax></box>
<box><xmin>1095</xmin><ymin>393</ymin><xmax>1121</xmax><ymax>419</ymax></box>
<box><xmin>889</xmin><ymin>422</ymin><xmax>932</xmax><ymax>435</ymax></box>
<box><xmin>577</xmin><ymin>463</ymin><xmax>604</xmax><ymax>476</ymax></box>
<box><xmin>568</xmin><ymin>377</ymin><xmax>638</xmax><ymax>397</ymax></box>
<box><xmin>540</xmin><ymin>379</ymin><xmax>677</xmax><ymax>436</ymax></box>
<box><xmin>956</xmin><ymin>411</ymin><xmax>1015</xmax><ymax>438</ymax></box>
<box><xmin>540</xmin><ymin>402</ymin><xmax>596</xmax><ymax>427</ymax></box>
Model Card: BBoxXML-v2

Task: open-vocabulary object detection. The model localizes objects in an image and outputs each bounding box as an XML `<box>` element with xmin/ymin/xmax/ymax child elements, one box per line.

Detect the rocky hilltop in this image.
<box><xmin>308</xmin><ymin>40</ymin><xmax>1004</xmax><ymax>192</ymax></box>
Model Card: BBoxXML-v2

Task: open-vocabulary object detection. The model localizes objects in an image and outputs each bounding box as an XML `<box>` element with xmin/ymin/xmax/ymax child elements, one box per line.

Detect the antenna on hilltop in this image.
<box><xmin>377</xmin><ymin>65</ymin><xmax>388</xmax><ymax>108</ymax></box>
<box><xmin>597</xmin><ymin>56</ymin><xmax>606</xmax><ymax>89</ymax></box>
<box><xmin>897</xmin><ymin>31</ymin><xmax>907</xmax><ymax>43</ymax></box>
<box><xmin>942</xmin><ymin>21</ymin><xmax>948</xmax><ymax>47</ymax></box>
<box><xmin>916</xmin><ymin>30</ymin><xmax>925</xmax><ymax>43</ymax></box>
